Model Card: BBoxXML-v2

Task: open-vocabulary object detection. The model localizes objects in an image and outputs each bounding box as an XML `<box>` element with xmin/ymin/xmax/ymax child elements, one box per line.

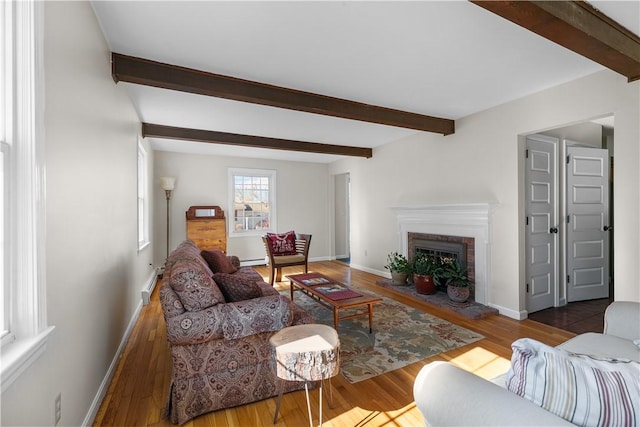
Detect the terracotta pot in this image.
<box><xmin>390</xmin><ymin>271</ymin><xmax>408</xmax><ymax>285</ymax></box>
<box><xmin>447</xmin><ymin>285</ymin><xmax>470</xmax><ymax>303</ymax></box>
<box><xmin>414</xmin><ymin>274</ymin><xmax>437</xmax><ymax>295</ymax></box>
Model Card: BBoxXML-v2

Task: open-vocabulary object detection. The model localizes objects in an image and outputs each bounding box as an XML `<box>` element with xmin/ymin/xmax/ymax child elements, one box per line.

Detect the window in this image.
<box><xmin>1</xmin><ymin>0</ymin><xmax>53</xmax><ymax>392</ymax></box>
<box><xmin>137</xmin><ymin>140</ymin><xmax>149</xmax><ymax>250</ymax></box>
<box><xmin>0</xmin><ymin>143</ymin><xmax>7</xmax><ymax>340</ymax></box>
<box><xmin>228</xmin><ymin>168</ymin><xmax>276</xmax><ymax>236</ymax></box>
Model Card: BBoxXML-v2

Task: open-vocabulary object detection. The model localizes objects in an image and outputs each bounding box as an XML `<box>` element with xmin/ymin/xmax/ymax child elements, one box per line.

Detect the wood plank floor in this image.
<box><xmin>93</xmin><ymin>261</ymin><xmax>576</xmax><ymax>427</ymax></box>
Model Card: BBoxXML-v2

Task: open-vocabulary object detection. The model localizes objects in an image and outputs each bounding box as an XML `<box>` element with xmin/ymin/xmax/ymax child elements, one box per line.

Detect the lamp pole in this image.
<box><xmin>165</xmin><ymin>188</ymin><xmax>172</xmax><ymax>259</ymax></box>
<box><xmin>160</xmin><ymin>177</ymin><xmax>176</xmax><ymax>260</ymax></box>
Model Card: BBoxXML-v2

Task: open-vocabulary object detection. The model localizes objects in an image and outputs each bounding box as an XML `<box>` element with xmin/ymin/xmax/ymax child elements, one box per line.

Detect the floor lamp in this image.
<box><xmin>160</xmin><ymin>177</ymin><xmax>176</xmax><ymax>259</ymax></box>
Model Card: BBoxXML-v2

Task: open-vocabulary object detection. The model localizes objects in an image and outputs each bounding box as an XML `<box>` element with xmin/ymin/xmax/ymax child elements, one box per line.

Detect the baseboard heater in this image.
<box><xmin>141</xmin><ymin>268</ymin><xmax>161</xmax><ymax>305</ymax></box>
<box><xmin>241</xmin><ymin>258</ymin><xmax>268</xmax><ymax>267</ymax></box>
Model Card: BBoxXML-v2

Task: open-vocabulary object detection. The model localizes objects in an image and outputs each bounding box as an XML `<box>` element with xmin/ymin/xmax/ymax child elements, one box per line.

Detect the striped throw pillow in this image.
<box><xmin>506</xmin><ymin>338</ymin><xmax>640</xmax><ymax>427</ymax></box>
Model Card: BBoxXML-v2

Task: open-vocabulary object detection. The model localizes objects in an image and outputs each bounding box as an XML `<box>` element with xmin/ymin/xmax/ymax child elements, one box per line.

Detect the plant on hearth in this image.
<box><xmin>384</xmin><ymin>252</ymin><xmax>411</xmax><ymax>273</ymax></box>
<box><xmin>411</xmin><ymin>253</ymin><xmax>442</xmax><ymax>295</ymax></box>
<box><xmin>441</xmin><ymin>259</ymin><xmax>472</xmax><ymax>303</ymax></box>
<box><xmin>384</xmin><ymin>252</ymin><xmax>411</xmax><ymax>285</ymax></box>
<box><xmin>441</xmin><ymin>260</ymin><xmax>471</xmax><ymax>287</ymax></box>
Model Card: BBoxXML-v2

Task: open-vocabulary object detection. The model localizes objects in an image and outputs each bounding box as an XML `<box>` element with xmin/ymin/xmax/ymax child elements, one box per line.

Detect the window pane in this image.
<box><xmin>0</xmin><ymin>145</ymin><xmax>5</xmax><ymax>335</ymax></box>
<box><xmin>231</xmin><ymin>172</ymin><xmax>273</xmax><ymax>233</ymax></box>
<box><xmin>137</xmin><ymin>143</ymin><xmax>148</xmax><ymax>248</ymax></box>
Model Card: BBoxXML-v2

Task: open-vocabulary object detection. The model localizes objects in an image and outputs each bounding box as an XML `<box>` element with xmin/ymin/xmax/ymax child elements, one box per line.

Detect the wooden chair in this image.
<box><xmin>262</xmin><ymin>233</ymin><xmax>312</xmax><ymax>285</ymax></box>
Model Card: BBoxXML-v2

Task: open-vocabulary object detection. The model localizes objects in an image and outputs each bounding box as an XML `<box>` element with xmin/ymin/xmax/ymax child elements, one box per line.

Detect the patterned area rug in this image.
<box><xmin>284</xmin><ymin>290</ymin><xmax>484</xmax><ymax>383</ymax></box>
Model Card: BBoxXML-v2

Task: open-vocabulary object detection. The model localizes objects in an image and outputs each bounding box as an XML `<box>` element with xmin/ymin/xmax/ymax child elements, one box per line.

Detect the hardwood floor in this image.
<box><xmin>93</xmin><ymin>261</ymin><xmax>575</xmax><ymax>427</ymax></box>
<box><xmin>528</xmin><ymin>298</ymin><xmax>611</xmax><ymax>335</ymax></box>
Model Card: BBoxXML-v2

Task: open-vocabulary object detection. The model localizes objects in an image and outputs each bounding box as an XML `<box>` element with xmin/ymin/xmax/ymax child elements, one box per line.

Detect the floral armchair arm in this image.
<box><xmin>165</xmin><ymin>294</ymin><xmax>293</xmax><ymax>345</ymax></box>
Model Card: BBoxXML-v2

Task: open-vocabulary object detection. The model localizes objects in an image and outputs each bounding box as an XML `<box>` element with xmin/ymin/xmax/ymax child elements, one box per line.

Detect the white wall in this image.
<box><xmin>1</xmin><ymin>2</ymin><xmax>155</xmax><ymax>425</ymax></box>
<box><xmin>330</xmin><ymin>70</ymin><xmax>640</xmax><ymax>318</ymax></box>
<box><xmin>153</xmin><ymin>151</ymin><xmax>332</xmax><ymax>265</ymax></box>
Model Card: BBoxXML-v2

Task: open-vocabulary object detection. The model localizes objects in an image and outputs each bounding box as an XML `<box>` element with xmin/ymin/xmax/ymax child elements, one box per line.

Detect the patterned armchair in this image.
<box><xmin>159</xmin><ymin>240</ymin><xmax>314</xmax><ymax>424</ymax></box>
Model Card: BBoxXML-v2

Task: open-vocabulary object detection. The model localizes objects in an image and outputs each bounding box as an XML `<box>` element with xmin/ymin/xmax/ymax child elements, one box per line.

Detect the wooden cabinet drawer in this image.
<box><xmin>186</xmin><ymin>218</ymin><xmax>227</xmax><ymax>252</ymax></box>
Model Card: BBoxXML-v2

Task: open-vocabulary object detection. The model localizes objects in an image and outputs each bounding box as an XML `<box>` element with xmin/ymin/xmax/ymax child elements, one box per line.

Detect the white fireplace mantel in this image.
<box><xmin>392</xmin><ymin>203</ymin><xmax>494</xmax><ymax>305</ymax></box>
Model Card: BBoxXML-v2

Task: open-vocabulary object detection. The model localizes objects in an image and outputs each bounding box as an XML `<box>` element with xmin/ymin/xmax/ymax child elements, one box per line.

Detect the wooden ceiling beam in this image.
<box><xmin>142</xmin><ymin>123</ymin><xmax>373</xmax><ymax>158</ymax></box>
<box><xmin>470</xmin><ymin>1</ymin><xmax>640</xmax><ymax>82</ymax></box>
<box><xmin>113</xmin><ymin>53</ymin><xmax>455</xmax><ymax>135</ymax></box>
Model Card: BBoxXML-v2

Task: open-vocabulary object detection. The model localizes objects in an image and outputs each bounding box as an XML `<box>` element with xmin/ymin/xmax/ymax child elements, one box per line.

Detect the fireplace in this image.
<box><xmin>408</xmin><ymin>232</ymin><xmax>475</xmax><ymax>299</ymax></box>
<box><xmin>393</xmin><ymin>203</ymin><xmax>493</xmax><ymax>305</ymax></box>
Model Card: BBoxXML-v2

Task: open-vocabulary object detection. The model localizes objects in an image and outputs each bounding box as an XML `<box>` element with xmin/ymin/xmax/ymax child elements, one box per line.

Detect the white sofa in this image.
<box><xmin>413</xmin><ymin>301</ymin><xmax>640</xmax><ymax>426</ymax></box>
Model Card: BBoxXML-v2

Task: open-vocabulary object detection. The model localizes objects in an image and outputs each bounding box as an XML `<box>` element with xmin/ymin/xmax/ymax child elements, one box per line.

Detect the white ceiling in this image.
<box><xmin>91</xmin><ymin>1</ymin><xmax>639</xmax><ymax>164</ymax></box>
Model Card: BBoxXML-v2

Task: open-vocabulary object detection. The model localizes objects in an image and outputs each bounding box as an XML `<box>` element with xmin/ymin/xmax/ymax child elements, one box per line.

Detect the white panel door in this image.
<box><xmin>525</xmin><ymin>136</ymin><xmax>558</xmax><ymax>313</ymax></box>
<box><xmin>566</xmin><ymin>146</ymin><xmax>610</xmax><ymax>302</ymax></box>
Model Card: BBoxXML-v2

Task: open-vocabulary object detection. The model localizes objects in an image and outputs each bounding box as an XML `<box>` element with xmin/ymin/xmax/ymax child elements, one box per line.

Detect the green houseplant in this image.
<box><xmin>411</xmin><ymin>253</ymin><xmax>441</xmax><ymax>295</ymax></box>
<box><xmin>441</xmin><ymin>260</ymin><xmax>472</xmax><ymax>303</ymax></box>
<box><xmin>384</xmin><ymin>252</ymin><xmax>410</xmax><ymax>285</ymax></box>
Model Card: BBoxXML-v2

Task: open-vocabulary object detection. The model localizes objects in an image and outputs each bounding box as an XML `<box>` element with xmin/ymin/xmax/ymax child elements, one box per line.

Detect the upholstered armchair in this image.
<box><xmin>262</xmin><ymin>232</ymin><xmax>312</xmax><ymax>285</ymax></box>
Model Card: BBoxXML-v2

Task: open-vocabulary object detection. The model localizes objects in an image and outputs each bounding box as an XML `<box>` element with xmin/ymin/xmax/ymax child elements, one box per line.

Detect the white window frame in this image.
<box><xmin>228</xmin><ymin>168</ymin><xmax>277</xmax><ymax>237</ymax></box>
<box><xmin>0</xmin><ymin>143</ymin><xmax>8</xmax><ymax>342</ymax></box>
<box><xmin>0</xmin><ymin>0</ymin><xmax>54</xmax><ymax>393</ymax></box>
<box><xmin>137</xmin><ymin>140</ymin><xmax>150</xmax><ymax>251</ymax></box>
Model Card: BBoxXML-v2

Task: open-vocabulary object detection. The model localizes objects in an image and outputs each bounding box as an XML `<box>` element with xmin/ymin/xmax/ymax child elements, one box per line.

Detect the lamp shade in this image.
<box><xmin>160</xmin><ymin>176</ymin><xmax>176</xmax><ymax>191</ymax></box>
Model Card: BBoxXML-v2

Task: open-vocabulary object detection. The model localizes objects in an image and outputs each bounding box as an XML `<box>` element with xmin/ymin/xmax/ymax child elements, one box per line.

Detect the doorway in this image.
<box><xmin>524</xmin><ymin>118</ymin><xmax>614</xmax><ymax>316</ymax></box>
<box><xmin>334</xmin><ymin>173</ymin><xmax>350</xmax><ymax>264</ymax></box>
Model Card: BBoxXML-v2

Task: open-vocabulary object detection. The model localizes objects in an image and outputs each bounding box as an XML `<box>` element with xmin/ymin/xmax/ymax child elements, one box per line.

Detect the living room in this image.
<box><xmin>1</xmin><ymin>1</ymin><xmax>639</xmax><ymax>426</ymax></box>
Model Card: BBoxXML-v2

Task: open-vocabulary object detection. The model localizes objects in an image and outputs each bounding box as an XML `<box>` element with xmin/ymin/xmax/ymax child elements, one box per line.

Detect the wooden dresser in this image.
<box><xmin>185</xmin><ymin>206</ymin><xmax>227</xmax><ymax>253</ymax></box>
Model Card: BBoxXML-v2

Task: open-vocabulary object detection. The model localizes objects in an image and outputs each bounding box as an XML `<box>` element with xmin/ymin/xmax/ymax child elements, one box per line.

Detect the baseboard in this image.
<box><xmin>82</xmin><ymin>299</ymin><xmax>144</xmax><ymax>426</ymax></box>
<box><xmin>240</xmin><ymin>256</ymin><xmax>332</xmax><ymax>267</ymax></box>
<box><xmin>240</xmin><ymin>258</ymin><xmax>267</xmax><ymax>267</ymax></box>
<box><xmin>348</xmin><ymin>263</ymin><xmax>388</xmax><ymax>279</ymax></box>
<box><xmin>141</xmin><ymin>268</ymin><xmax>160</xmax><ymax>305</ymax></box>
<box><xmin>489</xmin><ymin>303</ymin><xmax>526</xmax><ymax>320</ymax></box>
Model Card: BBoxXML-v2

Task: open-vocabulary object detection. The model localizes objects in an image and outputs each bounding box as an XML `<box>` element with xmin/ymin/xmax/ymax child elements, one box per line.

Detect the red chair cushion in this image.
<box><xmin>266</xmin><ymin>230</ymin><xmax>297</xmax><ymax>255</ymax></box>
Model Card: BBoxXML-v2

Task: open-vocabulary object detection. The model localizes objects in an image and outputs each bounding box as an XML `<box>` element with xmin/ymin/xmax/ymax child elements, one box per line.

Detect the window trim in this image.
<box><xmin>137</xmin><ymin>139</ymin><xmax>150</xmax><ymax>251</ymax></box>
<box><xmin>0</xmin><ymin>142</ymin><xmax>8</xmax><ymax>343</ymax></box>
<box><xmin>0</xmin><ymin>0</ymin><xmax>53</xmax><ymax>393</ymax></box>
<box><xmin>228</xmin><ymin>168</ymin><xmax>277</xmax><ymax>237</ymax></box>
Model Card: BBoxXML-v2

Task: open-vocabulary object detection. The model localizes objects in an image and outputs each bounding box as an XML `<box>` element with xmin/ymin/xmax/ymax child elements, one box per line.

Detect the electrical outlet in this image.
<box><xmin>54</xmin><ymin>393</ymin><xmax>61</xmax><ymax>426</ymax></box>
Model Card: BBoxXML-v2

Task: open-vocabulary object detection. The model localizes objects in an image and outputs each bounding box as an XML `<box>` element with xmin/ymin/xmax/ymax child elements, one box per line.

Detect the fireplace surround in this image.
<box><xmin>393</xmin><ymin>204</ymin><xmax>493</xmax><ymax>305</ymax></box>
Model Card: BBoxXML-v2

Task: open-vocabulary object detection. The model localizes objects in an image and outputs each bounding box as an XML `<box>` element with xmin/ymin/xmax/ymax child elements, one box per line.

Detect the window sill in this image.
<box><xmin>1</xmin><ymin>325</ymin><xmax>55</xmax><ymax>393</ymax></box>
<box><xmin>138</xmin><ymin>241</ymin><xmax>150</xmax><ymax>252</ymax></box>
<box><xmin>229</xmin><ymin>230</ymin><xmax>273</xmax><ymax>238</ymax></box>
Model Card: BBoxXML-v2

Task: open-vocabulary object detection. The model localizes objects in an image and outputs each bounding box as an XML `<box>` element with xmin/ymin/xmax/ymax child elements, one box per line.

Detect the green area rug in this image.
<box><xmin>284</xmin><ymin>290</ymin><xmax>484</xmax><ymax>383</ymax></box>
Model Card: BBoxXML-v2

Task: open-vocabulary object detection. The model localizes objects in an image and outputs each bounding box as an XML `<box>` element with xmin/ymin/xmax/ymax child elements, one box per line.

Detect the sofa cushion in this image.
<box><xmin>169</xmin><ymin>260</ymin><xmax>226</xmax><ymax>311</ymax></box>
<box><xmin>201</xmin><ymin>249</ymin><xmax>238</xmax><ymax>274</ymax></box>
<box><xmin>166</xmin><ymin>241</ymin><xmax>213</xmax><ymax>278</ymax></box>
<box><xmin>213</xmin><ymin>272</ymin><xmax>262</xmax><ymax>302</ymax></box>
<box><xmin>220</xmin><ymin>294</ymin><xmax>293</xmax><ymax>340</ymax></box>
<box><xmin>506</xmin><ymin>338</ymin><xmax>640</xmax><ymax>427</ymax></box>
<box><xmin>558</xmin><ymin>332</ymin><xmax>640</xmax><ymax>362</ymax></box>
<box><xmin>266</xmin><ymin>230</ymin><xmax>297</xmax><ymax>255</ymax></box>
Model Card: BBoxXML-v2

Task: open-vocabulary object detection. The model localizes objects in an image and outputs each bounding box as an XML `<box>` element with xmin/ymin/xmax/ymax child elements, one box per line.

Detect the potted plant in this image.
<box><xmin>384</xmin><ymin>251</ymin><xmax>410</xmax><ymax>285</ymax></box>
<box><xmin>411</xmin><ymin>253</ymin><xmax>441</xmax><ymax>295</ymax></box>
<box><xmin>441</xmin><ymin>260</ymin><xmax>472</xmax><ymax>303</ymax></box>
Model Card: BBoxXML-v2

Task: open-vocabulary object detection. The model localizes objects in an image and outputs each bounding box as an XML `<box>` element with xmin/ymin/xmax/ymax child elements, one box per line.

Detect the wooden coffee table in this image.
<box><xmin>287</xmin><ymin>273</ymin><xmax>382</xmax><ymax>333</ymax></box>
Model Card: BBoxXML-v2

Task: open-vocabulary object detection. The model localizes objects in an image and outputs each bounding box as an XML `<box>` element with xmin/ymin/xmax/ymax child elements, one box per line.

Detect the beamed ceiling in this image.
<box><xmin>92</xmin><ymin>1</ymin><xmax>640</xmax><ymax>163</ymax></box>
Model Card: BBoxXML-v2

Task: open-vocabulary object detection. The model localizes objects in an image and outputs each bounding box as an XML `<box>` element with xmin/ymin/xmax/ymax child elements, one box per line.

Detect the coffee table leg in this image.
<box><xmin>333</xmin><ymin>308</ymin><xmax>339</xmax><ymax>332</ymax></box>
<box><xmin>368</xmin><ymin>303</ymin><xmax>373</xmax><ymax>333</ymax></box>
